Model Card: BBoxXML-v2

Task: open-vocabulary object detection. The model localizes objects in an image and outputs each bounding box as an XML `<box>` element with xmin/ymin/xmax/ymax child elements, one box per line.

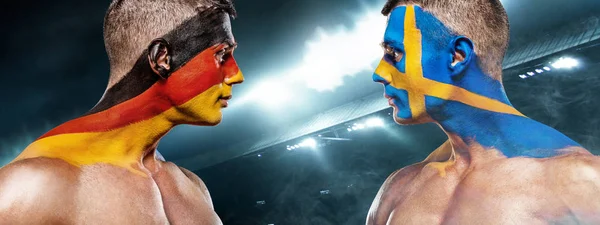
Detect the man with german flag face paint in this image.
<box><xmin>368</xmin><ymin>1</ymin><xmax>600</xmax><ymax>224</ymax></box>
<box><xmin>0</xmin><ymin>0</ymin><xmax>241</xmax><ymax>224</ymax></box>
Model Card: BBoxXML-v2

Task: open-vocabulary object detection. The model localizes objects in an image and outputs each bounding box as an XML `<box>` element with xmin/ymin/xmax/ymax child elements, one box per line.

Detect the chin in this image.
<box><xmin>199</xmin><ymin>112</ymin><xmax>223</xmax><ymax>126</ymax></box>
<box><xmin>181</xmin><ymin>110</ymin><xmax>223</xmax><ymax>126</ymax></box>
<box><xmin>392</xmin><ymin>107</ymin><xmax>431</xmax><ymax>125</ymax></box>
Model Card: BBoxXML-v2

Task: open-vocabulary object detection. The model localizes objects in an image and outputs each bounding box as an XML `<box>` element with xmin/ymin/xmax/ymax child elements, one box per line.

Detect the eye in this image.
<box><xmin>215</xmin><ymin>49</ymin><xmax>227</xmax><ymax>64</ymax></box>
<box><xmin>381</xmin><ymin>43</ymin><xmax>404</xmax><ymax>62</ymax></box>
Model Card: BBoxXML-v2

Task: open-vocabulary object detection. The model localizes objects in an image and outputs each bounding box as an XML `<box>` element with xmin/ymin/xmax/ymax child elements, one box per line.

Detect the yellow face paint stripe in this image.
<box><xmin>419</xmin><ymin>78</ymin><xmax>524</xmax><ymax>116</ymax></box>
<box><xmin>404</xmin><ymin>6</ymin><xmax>427</xmax><ymax>117</ymax></box>
<box><xmin>374</xmin><ymin>5</ymin><xmax>523</xmax><ymax>118</ymax></box>
<box><xmin>378</xmin><ymin>59</ymin><xmax>523</xmax><ymax>117</ymax></box>
<box><xmin>374</xmin><ymin>59</ymin><xmax>409</xmax><ymax>90</ymax></box>
<box><xmin>14</xmin><ymin>85</ymin><xmax>225</xmax><ymax>177</ymax></box>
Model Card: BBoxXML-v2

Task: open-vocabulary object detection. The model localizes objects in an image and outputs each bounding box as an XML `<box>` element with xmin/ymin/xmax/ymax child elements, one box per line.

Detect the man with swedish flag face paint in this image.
<box><xmin>0</xmin><ymin>0</ymin><xmax>242</xmax><ymax>224</ymax></box>
<box><xmin>367</xmin><ymin>0</ymin><xmax>600</xmax><ymax>224</ymax></box>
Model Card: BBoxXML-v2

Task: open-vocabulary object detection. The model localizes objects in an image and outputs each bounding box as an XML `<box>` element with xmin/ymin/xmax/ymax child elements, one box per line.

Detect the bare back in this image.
<box><xmin>367</xmin><ymin>144</ymin><xmax>600</xmax><ymax>225</ymax></box>
<box><xmin>0</xmin><ymin>157</ymin><xmax>220</xmax><ymax>225</ymax></box>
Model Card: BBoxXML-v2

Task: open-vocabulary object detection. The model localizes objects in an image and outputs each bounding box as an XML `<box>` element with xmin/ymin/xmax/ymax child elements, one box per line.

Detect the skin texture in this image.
<box><xmin>0</xmin><ymin>8</ymin><xmax>243</xmax><ymax>225</ymax></box>
<box><xmin>367</xmin><ymin>5</ymin><xmax>600</xmax><ymax>225</ymax></box>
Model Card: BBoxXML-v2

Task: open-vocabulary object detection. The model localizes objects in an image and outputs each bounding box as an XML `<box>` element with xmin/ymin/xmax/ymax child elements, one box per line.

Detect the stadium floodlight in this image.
<box><xmin>301</xmin><ymin>138</ymin><xmax>317</xmax><ymax>148</ymax></box>
<box><xmin>519</xmin><ymin>75</ymin><xmax>528</xmax><ymax>79</ymax></box>
<box><xmin>535</xmin><ymin>69</ymin><xmax>544</xmax><ymax>74</ymax></box>
<box><xmin>298</xmin><ymin>12</ymin><xmax>387</xmax><ymax>92</ymax></box>
<box><xmin>527</xmin><ymin>72</ymin><xmax>535</xmax><ymax>76</ymax></box>
<box><xmin>543</xmin><ymin>66</ymin><xmax>551</xmax><ymax>71</ymax></box>
<box><xmin>366</xmin><ymin>117</ymin><xmax>384</xmax><ymax>127</ymax></box>
<box><xmin>356</xmin><ymin>123</ymin><xmax>366</xmax><ymax>130</ymax></box>
<box><xmin>347</xmin><ymin>128</ymin><xmax>352</xmax><ymax>132</ymax></box>
<box><xmin>552</xmin><ymin>57</ymin><xmax>579</xmax><ymax>69</ymax></box>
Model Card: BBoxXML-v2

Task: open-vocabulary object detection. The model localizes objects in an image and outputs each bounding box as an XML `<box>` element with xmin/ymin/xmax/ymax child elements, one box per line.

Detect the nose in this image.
<box><xmin>373</xmin><ymin>59</ymin><xmax>393</xmax><ymax>84</ymax></box>
<box><xmin>372</xmin><ymin>73</ymin><xmax>389</xmax><ymax>85</ymax></box>
<box><xmin>225</xmin><ymin>70</ymin><xmax>244</xmax><ymax>85</ymax></box>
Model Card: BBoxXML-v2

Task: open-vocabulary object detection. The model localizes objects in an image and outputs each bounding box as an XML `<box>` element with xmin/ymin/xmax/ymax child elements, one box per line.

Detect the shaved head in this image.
<box><xmin>382</xmin><ymin>0</ymin><xmax>509</xmax><ymax>80</ymax></box>
<box><xmin>103</xmin><ymin>0</ymin><xmax>236</xmax><ymax>88</ymax></box>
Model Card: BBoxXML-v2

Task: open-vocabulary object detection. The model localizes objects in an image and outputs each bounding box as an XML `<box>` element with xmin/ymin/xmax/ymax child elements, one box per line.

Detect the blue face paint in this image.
<box><xmin>373</xmin><ymin>5</ymin><xmax>582</xmax><ymax>158</ymax></box>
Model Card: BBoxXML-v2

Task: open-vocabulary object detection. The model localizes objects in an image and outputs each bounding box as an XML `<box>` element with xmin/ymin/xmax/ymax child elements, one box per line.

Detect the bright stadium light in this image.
<box><xmin>543</xmin><ymin>66</ymin><xmax>551</xmax><ymax>71</ymax></box>
<box><xmin>301</xmin><ymin>138</ymin><xmax>317</xmax><ymax>148</ymax></box>
<box><xmin>236</xmin><ymin>8</ymin><xmax>388</xmax><ymax>110</ymax></box>
<box><xmin>366</xmin><ymin>117</ymin><xmax>384</xmax><ymax>127</ymax></box>
<box><xmin>244</xmin><ymin>80</ymin><xmax>291</xmax><ymax>108</ymax></box>
<box><xmin>347</xmin><ymin>128</ymin><xmax>353</xmax><ymax>132</ymax></box>
<box><xmin>519</xmin><ymin>74</ymin><xmax>528</xmax><ymax>79</ymax></box>
<box><xmin>552</xmin><ymin>57</ymin><xmax>579</xmax><ymax>69</ymax></box>
<box><xmin>535</xmin><ymin>69</ymin><xmax>544</xmax><ymax>74</ymax></box>
<box><xmin>293</xmin><ymin>11</ymin><xmax>387</xmax><ymax>92</ymax></box>
<box><xmin>527</xmin><ymin>72</ymin><xmax>535</xmax><ymax>76</ymax></box>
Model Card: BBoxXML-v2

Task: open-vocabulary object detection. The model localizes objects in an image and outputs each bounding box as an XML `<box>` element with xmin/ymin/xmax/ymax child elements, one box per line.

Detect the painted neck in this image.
<box><xmin>15</xmin><ymin>67</ymin><xmax>177</xmax><ymax>173</ymax></box>
<box><xmin>431</xmin><ymin>67</ymin><xmax>581</xmax><ymax>158</ymax></box>
<box><xmin>30</xmin><ymin>98</ymin><xmax>174</xmax><ymax>160</ymax></box>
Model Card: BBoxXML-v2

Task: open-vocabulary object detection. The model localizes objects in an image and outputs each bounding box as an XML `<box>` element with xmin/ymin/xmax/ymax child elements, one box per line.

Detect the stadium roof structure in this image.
<box><xmin>177</xmin><ymin>15</ymin><xmax>600</xmax><ymax>171</ymax></box>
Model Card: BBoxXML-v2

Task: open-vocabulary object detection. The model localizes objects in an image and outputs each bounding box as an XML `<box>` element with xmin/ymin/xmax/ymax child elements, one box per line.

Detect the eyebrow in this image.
<box><xmin>228</xmin><ymin>41</ymin><xmax>238</xmax><ymax>49</ymax></box>
<box><xmin>212</xmin><ymin>40</ymin><xmax>238</xmax><ymax>50</ymax></box>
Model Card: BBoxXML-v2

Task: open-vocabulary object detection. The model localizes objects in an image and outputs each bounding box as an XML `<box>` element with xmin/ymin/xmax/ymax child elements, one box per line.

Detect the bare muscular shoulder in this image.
<box><xmin>150</xmin><ymin>160</ymin><xmax>221</xmax><ymax>224</ymax></box>
<box><xmin>0</xmin><ymin>158</ymin><xmax>78</xmax><ymax>224</ymax></box>
<box><xmin>454</xmin><ymin>149</ymin><xmax>600</xmax><ymax>224</ymax></box>
<box><xmin>367</xmin><ymin>141</ymin><xmax>453</xmax><ymax>225</ymax></box>
<box><xmin>541</xmin><ymin>151</ymin><xmax>600</xmax><ymax>223</ymax></box>
<box><xmin>366</xmin><ymin>161</ymin><xmax>425</xmax><ymax>225</ymax></box>
<box><xmin>179</xmin><ymin>166</ymin><xmax>213</xmax><ymax>205</ymax></box>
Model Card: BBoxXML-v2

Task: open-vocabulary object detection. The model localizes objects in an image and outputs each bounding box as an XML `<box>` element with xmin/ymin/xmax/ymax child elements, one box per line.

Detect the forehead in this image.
<box><xmin>214</xmin><ymin>15</ymin><xmax>235</xmax><ymax>42</ymax></box>
<box><xmin>383</xmin><ymin>5</ymin><xmax>450</xmax><ymax>43</ymax></box>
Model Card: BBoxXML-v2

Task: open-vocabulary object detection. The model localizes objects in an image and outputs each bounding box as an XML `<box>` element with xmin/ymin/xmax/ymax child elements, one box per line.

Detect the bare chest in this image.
<box><xmin>380</xmin><ymin>161</ymin><xmax>570</xmax><ymax>225</ymax></box>
<box><xmin>71</xmin><ymin>164</ymin><xmax>219</xmax><ymax>225</ymax></box>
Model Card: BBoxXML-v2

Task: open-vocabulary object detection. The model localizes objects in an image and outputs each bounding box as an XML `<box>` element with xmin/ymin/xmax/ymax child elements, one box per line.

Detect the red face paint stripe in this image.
<box><xmin>39</xmin><ymin>49</ymin><xmax>230</xmax><ymax>139</ymax></box>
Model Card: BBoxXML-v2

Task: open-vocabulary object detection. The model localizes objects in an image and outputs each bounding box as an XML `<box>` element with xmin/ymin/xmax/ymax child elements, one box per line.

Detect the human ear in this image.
<box><xmin>449</xmin><ymin>36</ymin><xmax>474</xmax><ymax>78</ymax></box>
<box><xmin>147</xmin><ymin>38</ymin><xmax>172</xmax><ymax>79</ymax></box>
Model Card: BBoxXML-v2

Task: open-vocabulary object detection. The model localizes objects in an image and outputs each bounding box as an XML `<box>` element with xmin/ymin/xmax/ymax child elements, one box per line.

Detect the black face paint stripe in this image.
<box><xmin>88</xmin><ymin>9</ymin><xmax>233</xmax><ymax>115</ymax></box>
<box><xmin>166</xmin><ymin>11</ymin><xmax>234</xmax><ymax>73</ymax></box>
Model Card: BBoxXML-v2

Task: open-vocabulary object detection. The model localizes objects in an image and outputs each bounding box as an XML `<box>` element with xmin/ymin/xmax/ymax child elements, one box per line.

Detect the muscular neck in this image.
<box><xmin>430</xmin><ymin>67</ymin><xmax>581</xmax><ymax>159</ymax></box>
<box><xmin>15</xmin><ymin>74</ymin><xmax>174</xmax><ymax>176</ymax></box>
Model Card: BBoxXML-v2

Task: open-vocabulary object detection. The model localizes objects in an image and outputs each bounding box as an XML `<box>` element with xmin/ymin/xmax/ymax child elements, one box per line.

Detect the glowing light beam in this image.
<box><xmin>236</xmin><ymin>8</ymin><xmax>388</xmax><ymax>109</ymax></box>
<box><xmin>552</xmin><ymin>57</ymin><xmax>579</xmax><ymax>69</ymax></box>
<box><xmin>295</xmin><ymin>12</ymin><xmax>387</xmax><ymax>92</ymax></box>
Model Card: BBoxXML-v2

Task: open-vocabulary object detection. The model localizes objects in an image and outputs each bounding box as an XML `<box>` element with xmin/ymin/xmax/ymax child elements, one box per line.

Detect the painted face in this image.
<box><xmin>373</xmin><ymin>5</ymin><xmax>520</xmax><ymax>125</ymax></box>
<box><xmin>161</xmin><ymin>41</ymin><xmax>243</xmax><ymax>126</ymax></box>
<box><xmin>160</xmin><ymin>12</ymin><xmax>244</xmax><ymax>125</ymax></box>
<box><xmin>373</xmin><ymin>5</ymin><xmax>451</xmax><ymax>124</ymax></box>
